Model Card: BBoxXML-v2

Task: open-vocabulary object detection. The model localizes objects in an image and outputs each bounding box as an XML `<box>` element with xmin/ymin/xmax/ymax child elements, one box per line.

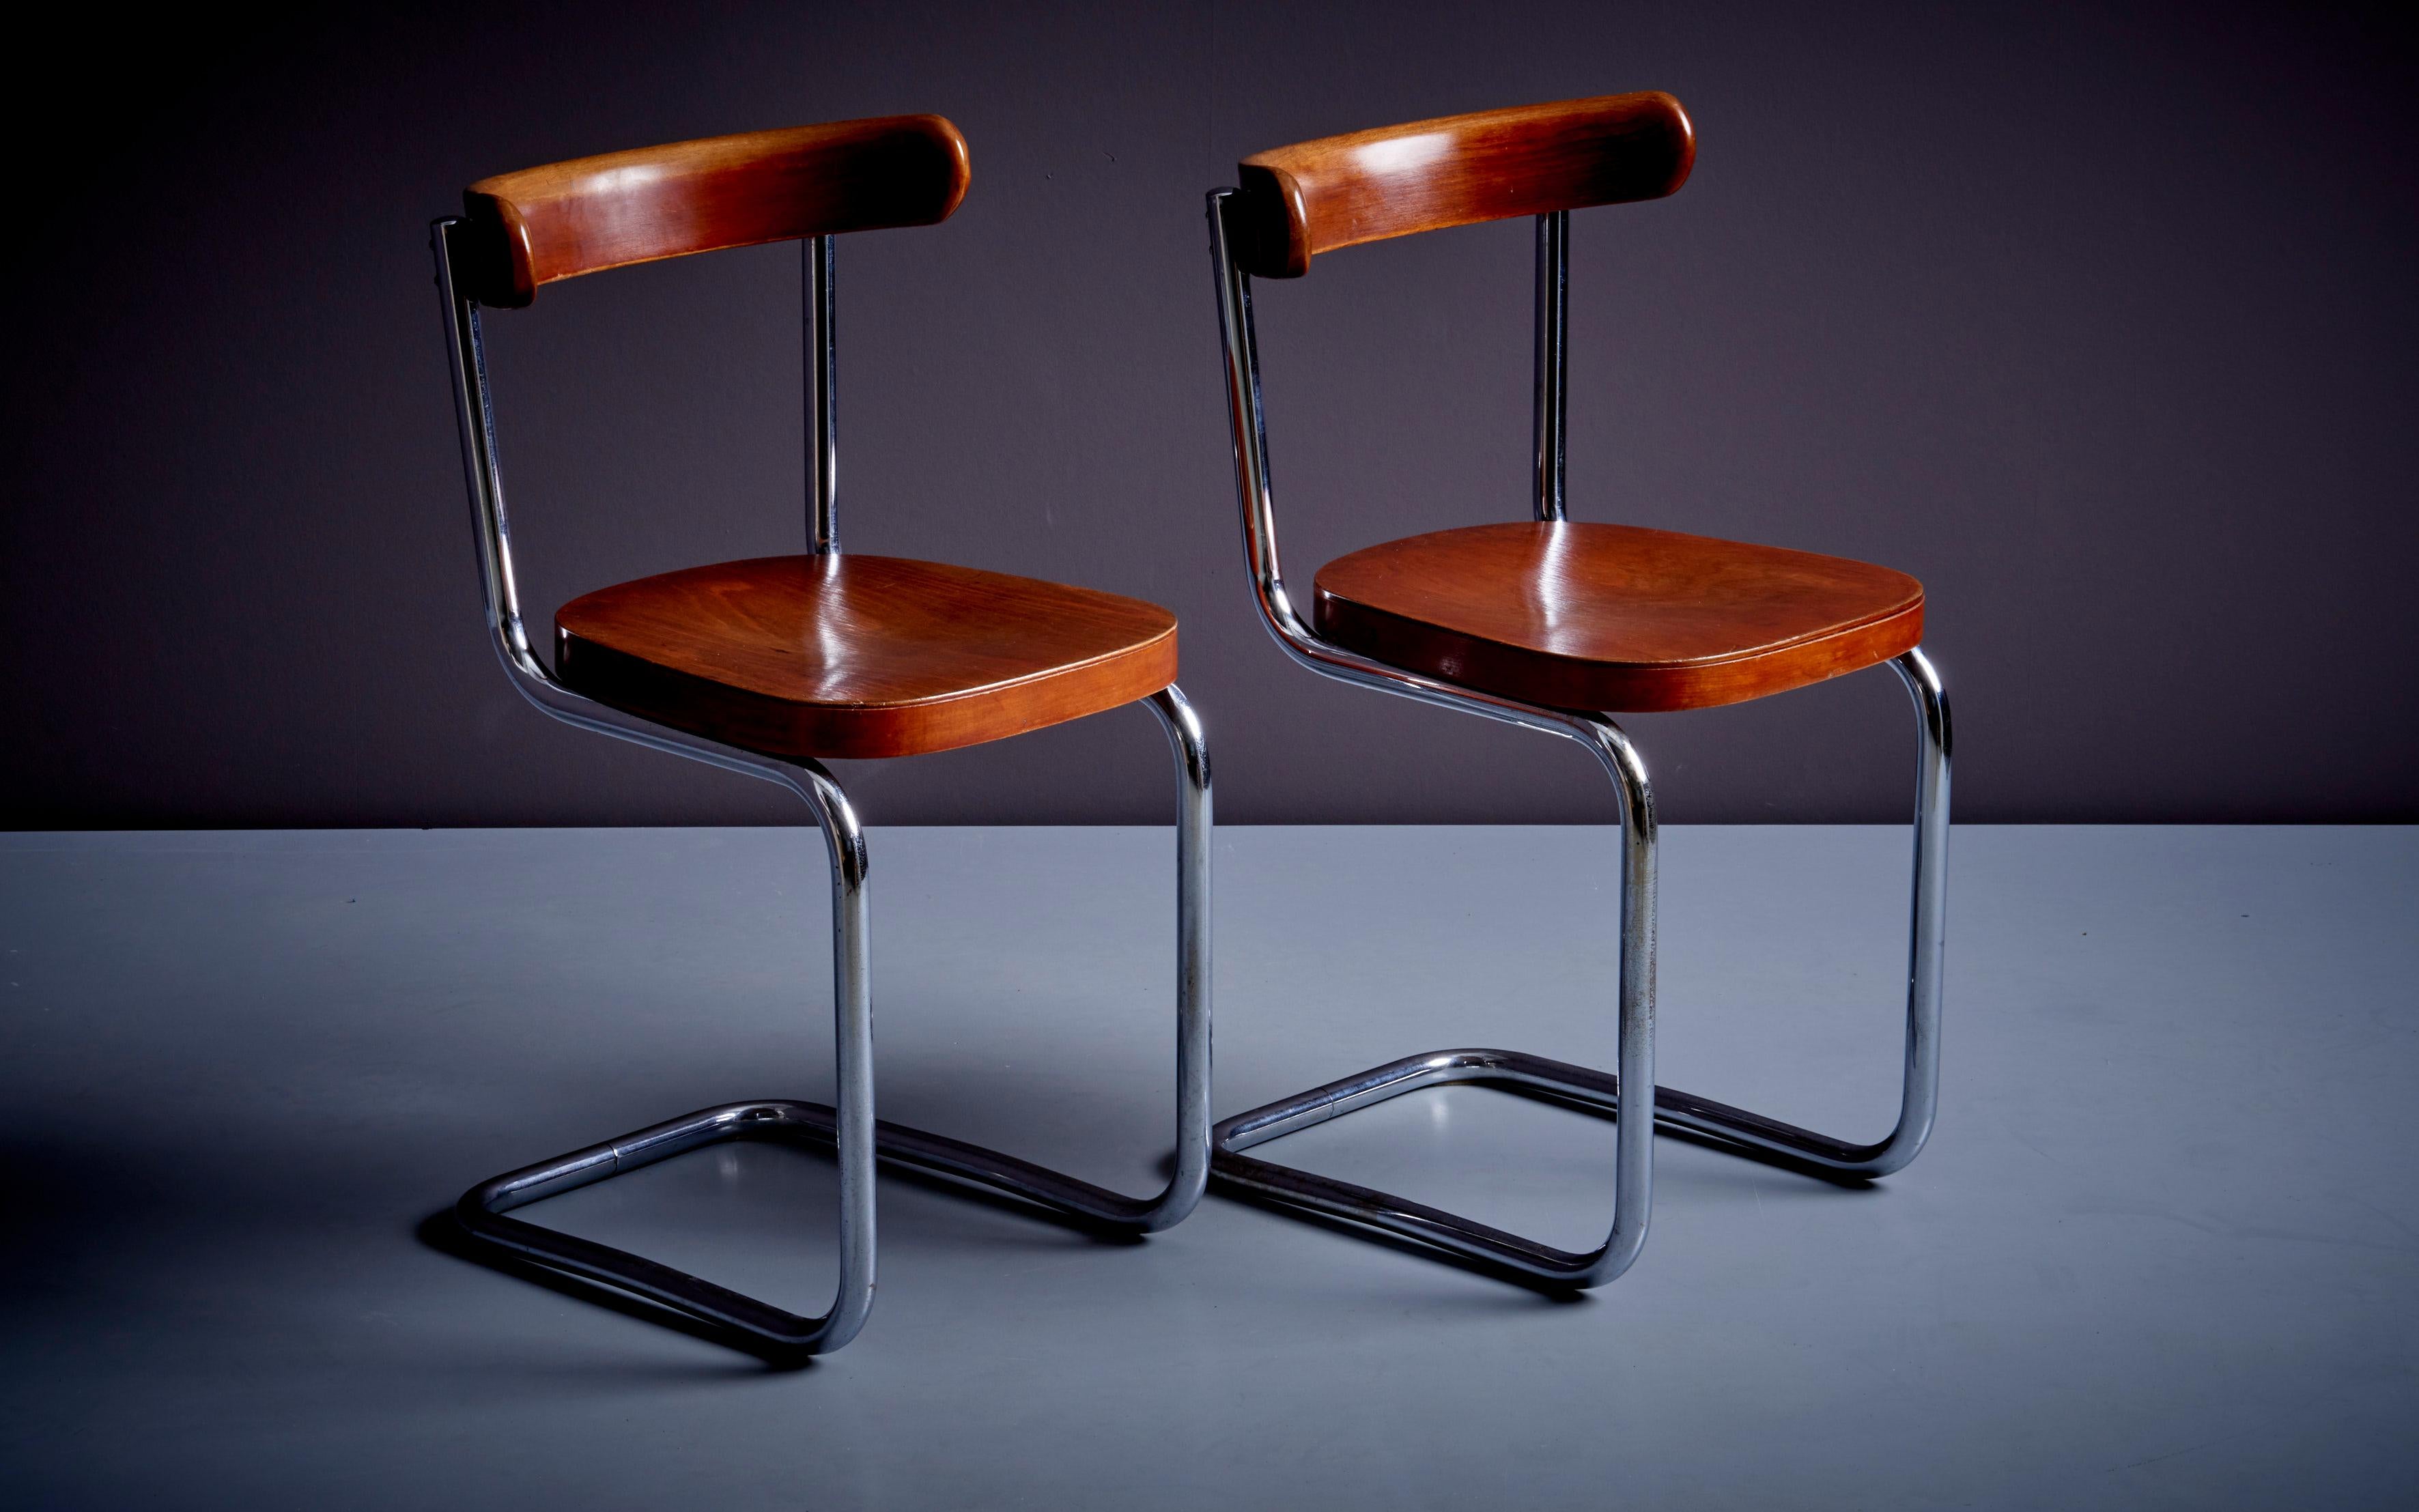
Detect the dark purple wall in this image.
<box><xmin>5</xmin><ymin>1</ymin><xmax>2414</xmax><ymax>825</ymax></box>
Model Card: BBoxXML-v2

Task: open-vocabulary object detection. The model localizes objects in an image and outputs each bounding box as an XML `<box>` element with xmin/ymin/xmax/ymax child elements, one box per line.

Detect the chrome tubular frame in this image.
<box><xmin>806</xmin><ymin>234</ymin><xmax>839</xmax><ymax>554</ymax></box>
<box><xmin>432</xmin><ymin>218</ymin><xmax>1213</xmax><ymax>1354</ymax></box>
<box><xmin>1203</xmin><ymin>190</ymin><xmax>1951</xmax><ymax>1286</ymax></box>
<box><xmin>1533</xmin><ymin>210</ymin><xmax>1569</xmax><ymax>523</ymax></box>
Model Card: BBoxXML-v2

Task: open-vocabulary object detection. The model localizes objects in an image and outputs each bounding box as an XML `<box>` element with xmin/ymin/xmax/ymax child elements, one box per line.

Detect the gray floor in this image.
<box><xmin>2</xmin><ymin>824</ymin><xmax>2413</xmax><ymax>1509</ymax></box>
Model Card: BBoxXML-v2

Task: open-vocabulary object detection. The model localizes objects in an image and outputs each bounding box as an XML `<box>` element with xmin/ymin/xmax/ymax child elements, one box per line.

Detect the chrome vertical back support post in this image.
<box><xmin>1533</xmin><ymin>210</ymin><xmax>1569</xmax><ymax>522</ymax></box>
<box><xmin>806</xmin><ymin>234</ymin><xmax>838</xmax><ymax>554</ymax></box>
<box><xmin>432</xmin><ymin>217</ymin><xmax>1213</xmax><ymax>1355</ymax></box>
<box><xmin>1202</xmin><ymin>187</ymin><xmax>1949</xmax><ymax>1287</ymax></box>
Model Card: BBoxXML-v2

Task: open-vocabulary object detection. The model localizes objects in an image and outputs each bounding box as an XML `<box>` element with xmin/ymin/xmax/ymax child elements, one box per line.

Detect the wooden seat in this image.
<box><xmin>555</xmin><ymin>554</ymin><xmax>1178</xmax><ymax>759</ymax></box>
<box><xmin>1312</xmin><ymin>521</ymin><xmax>1923</xmax><ymax>713</ymax></box>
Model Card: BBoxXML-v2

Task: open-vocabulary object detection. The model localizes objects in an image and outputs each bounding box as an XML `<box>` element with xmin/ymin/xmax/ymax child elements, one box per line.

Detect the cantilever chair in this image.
<box><xmin>430</xmin><ymin>116</ymin><xmax>1211</xmax><ymax>1356</ymax></box>
<box><xmin>1204</xmin><ymin>93</ymin><xmax>1950</xmax><ymax>1286</ymax></box>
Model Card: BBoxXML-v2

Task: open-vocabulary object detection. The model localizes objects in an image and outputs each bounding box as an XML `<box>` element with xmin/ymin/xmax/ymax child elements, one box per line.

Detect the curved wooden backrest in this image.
<box><xmin>457</xmin><ymin>115</ymin><xmax>972</xmax><ymax>308</ymax></box>
<box><xmin>1230</xmin><ymin>92</ymin><xmax>1693</xmax><ymax>279</ymax></box>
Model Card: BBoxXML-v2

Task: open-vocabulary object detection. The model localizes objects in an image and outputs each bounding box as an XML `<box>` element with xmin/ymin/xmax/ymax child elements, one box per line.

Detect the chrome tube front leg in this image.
<box><xmin>1211</xmin><ymin>711</ymin><xmax>1658</xmax><ymax>1287</ymax></box>
<box><xmin>1641</xmin><ymin>646</ymin><xmax>1951</xmax><ymax>1175</ymax></box>
<box><xmin>1584</xmin><ymin>713</ymin><xmax>1656</xmax><ymax>1282</ymax></box>
<box><xmin>816</xmin><ymin>687</ymin><xmax>1208</xmax><ymax>1230</ymax></box>
<box><xmin>1142</xmin><ymin>683</ymin><xmax>1216</xmax><ymax>1228</ymax></box>
<box><xmin>966</xmin><ymin>684</ymin><xmax>1211</xmax><ymax>1227</ymax></box>
<box><xmin>827</xmin><ymin>685</ymin><xmax>1210</xmax><ymax>1231</ymax></box>
<box><xmin>1208</xmin><ymin>653</ymin><xmax>1948</xmax><ymax>1285</ymax></box>
<box><xmin>881</xmin><ymin>684</ymin><xmax>1207</xmax><ymax>1229</ymax></box>
<box><xmin>815</xmin><ymin>762</ymin><xmax>877</xmax><ymax>1344</ymax></box>
<box><xmin>453</xmin><ymin>758</ymin><xmax>878</xmax><ymax>1355</ymax></box>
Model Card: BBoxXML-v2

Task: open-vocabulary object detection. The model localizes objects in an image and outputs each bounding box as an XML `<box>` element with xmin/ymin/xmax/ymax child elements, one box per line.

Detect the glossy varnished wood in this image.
<box><xmin>555</xmin><ymin>556</ymin><xmax>1178</xmax><ymax>760</ymax></box>
<box><xmin>1232</xmin><ymin>92</ymin><xmax>1693</xmax><ymax>278</ymax></box>
<box><xmin>459</xmin><ymin>115</ymin><xmax>971</xmax><ymax>307</ymax></box>
<box><xmin>1312</xmin><ymin>522</ymin><xmax>1923</xmax><ymax>713</ymax></box>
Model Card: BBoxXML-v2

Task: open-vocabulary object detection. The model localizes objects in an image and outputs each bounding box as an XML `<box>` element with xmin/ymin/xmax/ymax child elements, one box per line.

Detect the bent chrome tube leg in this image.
<box><xmin>1884</xmin><ymin>645</ymin><xmax>1951</xmax><ymax>1171</ymax></box>
<box><xmin>1574</xmin><ymin>713</ymin><xmax>1656</xmax><ymax>1283</ymax></box>
<box><xmin>806</xmin><ymin>760</ymin><xmax>878</xmax><ymax>1349</ymax></box>
<box><xmin>1141</xmin><ymin>683</ymin><xmax>1215</xmax><ymax>1230</ymax></box>
<box><xmin>1637</xmin><ymin>646</ymin><xmax>1950</xmax><ymax>1174</ymax></box>
<box><xmin>1208</xmin><ymin>711</ymin><xmax>1657</xmax><ymax>1287</ymax></box>
<box><xmin>802</xmin><ymin>684</ymin><xmax>1207</xmax><ymax>1232</ymax></box>
<box><xmin>1206</xmin><ymin>655</ymin><xmax>1948</xmax><ymax>1282</ymax></box>
<box><xmin>451</xmin><ymin>759</ymin><xmax>877</xmax><ymax>1355</ymax></box>
<box><xmin>883</xmin><ymin>683</ymin><xmax>1208</xmax><ymax>1230</ymax></box>
<box><xmin>448</xmin><ymin>691</ymin><xmax>1218</xmax><ymax>1350</ymax></box>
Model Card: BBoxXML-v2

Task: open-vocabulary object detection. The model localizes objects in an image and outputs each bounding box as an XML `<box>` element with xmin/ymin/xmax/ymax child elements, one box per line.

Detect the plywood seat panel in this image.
<box><xmin>555</xmin><ymin>554</ymin><xmax>1178</xmax><ymax>759</ymax></box>
<box><xmin>1311</xmin><ymin>522</ymin><xmax>1923</xmax><ymax>713</ymax></box>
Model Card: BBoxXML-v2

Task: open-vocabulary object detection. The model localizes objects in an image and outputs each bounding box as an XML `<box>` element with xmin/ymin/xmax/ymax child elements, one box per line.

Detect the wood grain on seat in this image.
<box><xmin>555</xmin><ymin>556</ymin><xmax>1177</xmax><ymax>759</ymax></box>
<box><xmin>1312</xmin><ymin>522</ymin><xmax>1923</xmax><ymax>713</ymax></box>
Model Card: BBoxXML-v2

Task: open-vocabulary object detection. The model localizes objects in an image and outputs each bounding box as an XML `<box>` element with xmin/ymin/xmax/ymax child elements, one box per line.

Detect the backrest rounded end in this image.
<box><xmin>1232</xmin><ymin>163</ymin><xmax>1310</xmax><ymax>279</ymax></box>
<box><xmin>1647</xmin><ymin>91</ymin><xmax>1697</xmax><ymax>199</ymax></box>
<box><xmin>922</xmin><ymin>115</ymin><xmax>975</xmax><ymax>224</ymax></box>
<box><xmin>455</xmin><ymin>192</ymin><xmax>538</xmax><ymax>308</ymax></box>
